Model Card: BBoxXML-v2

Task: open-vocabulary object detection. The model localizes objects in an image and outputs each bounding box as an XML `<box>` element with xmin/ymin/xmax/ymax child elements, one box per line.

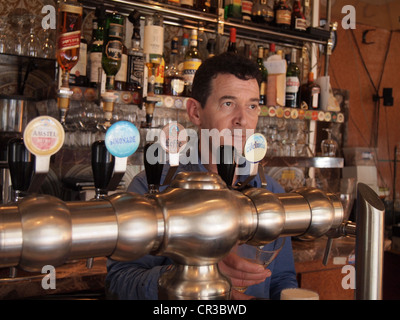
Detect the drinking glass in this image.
<box><xmin>232</xmin><ymin>237</ymin><xmax>286</xmax><ymax>293</ymax></box>
<box><xmin>0</xmin><ymin>16</ymin><xmax>11</xmax><ymax>54</ymax></box>
<box><xmin>9</xmin><ymin>13</ymin><xmax>27</xmax><ymax>55</ymax></box>
<box><xmin>25</xmin><ymin>15</ymin><xmax>41</xmax><ymax>57</ymax></box>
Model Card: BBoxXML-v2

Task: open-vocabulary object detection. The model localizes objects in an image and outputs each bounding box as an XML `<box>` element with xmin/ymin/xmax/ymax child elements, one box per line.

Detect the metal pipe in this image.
<box><xmin>355</xmin><ymin>183</ymin><xmax>385</xmax><ymax>300</ymax></box>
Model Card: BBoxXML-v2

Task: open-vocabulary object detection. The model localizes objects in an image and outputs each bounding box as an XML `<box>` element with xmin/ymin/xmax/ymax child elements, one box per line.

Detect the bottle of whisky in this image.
<box><xmin>56</xmin><ymin>0</ymin><xmax>83</xmax><ymax>88</ymax></box>
<box><xmin>285</xmin><ymin>49</ymin><xmax>300</xmax><ymax>108</ymax></box>
<box><xmin>257</xmin><ymin>45</ymin><xmax>268</xmax><ymax>105</ymax></box>
<box><xmin>102</xmin><ymin>12</ymin><xmax>124</xmax><ymax>91</ymax></box>
<box><xmin>115</xmin><ymin>32</ymin><xmax>128</xmax><ymax>91</ymax></box>
<box><xmin>69</xmin><ymin>35</ymin><xmax>88</xmax><ymax>86</ymax></box>
<box><xmin>183</xmin><ymin>29</ymin><xmax>202</xmax><ymax>96</ymax></box>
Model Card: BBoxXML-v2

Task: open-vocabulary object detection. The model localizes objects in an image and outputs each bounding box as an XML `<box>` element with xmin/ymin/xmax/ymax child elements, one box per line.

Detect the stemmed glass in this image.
<box><xmin>231</xmin><ymin>237</ymin><xmax>286</xmax><ymax>293</ymax></box>
<box><xmin>40</xmin><ymin>28</ymin><xmax>55</xmax><ymax>59</ymax></box>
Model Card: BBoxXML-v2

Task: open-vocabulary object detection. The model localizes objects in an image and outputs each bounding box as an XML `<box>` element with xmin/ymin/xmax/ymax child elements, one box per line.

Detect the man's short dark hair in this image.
<box><xmin>191</xmin><ymin>52</ymin><xmax>262</xmax><ymax>108</ymax></box>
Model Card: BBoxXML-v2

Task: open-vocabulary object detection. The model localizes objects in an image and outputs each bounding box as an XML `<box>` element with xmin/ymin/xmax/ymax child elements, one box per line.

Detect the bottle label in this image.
<box><xmin>105</xmin><ymin>121</ymin><xmax>140</xmax><ymax>158</ymax></box>
<box><xmin>180</xmin><ymin>0</ymin><xmax>193</xmax><ymax>6</ymax></box>
<box><xmin>71</xmin><ymin>41</ymin><xmax>87</xmax><ymax>77</ymax></box>
<box><xmin>105</xmin><ymin>40</ymin><xmax>122</xmax><ymax>61</ymax></box>
<box><xmin>90</xmin><ymin>52</ymin><xmax>103</xmax><ymax>82</ymax></box>
<box><xmin>183</xmin><ymin>59</ymin><xmax>201</xmax><ymax>84</ymax></box>
<box><xmin>58</xmin><ymin>30</ymin><xmax>81</xmax><ymax>51</ymax></box>
<box><xmin>286</xmin><ymin>76</ymin><xmax>300</xmax><ymax>93</ymax></box>
<box><xmin>295</xmin><ymin>18</ymin><xmax>307</xmax><ymax>31</ymax></box>
<box><xmin>171</xmin><ymin>78</ymin><xmax>185</xmax><ymax>95</ymax></box>
<box><xmin>143</xmin><ymin>25</ymin><xmax>164</xmax><ymax>56</ymax></box>
<box><xmin>128</xmin><ymin>53</ymin><xmax>144</xmax><ymax>86</ymax></box>
<box><xmin>115</xmin><ymin>53</ymin><xmax>128</xmax><ymax>81</ymax></box>
<box><xmin>241</xmin><ymin>0</ymin><xmax>253</xmax><ymax>16</ymax></box>
<box><xmin>109</xmin><ymin>23</ymin><xmax>124</xmax><ymax>39</ymax></box>
<box><xmin>276</xmin><ymin>10</ymin><xmax>291</xmax><ymax>25</ymax></box>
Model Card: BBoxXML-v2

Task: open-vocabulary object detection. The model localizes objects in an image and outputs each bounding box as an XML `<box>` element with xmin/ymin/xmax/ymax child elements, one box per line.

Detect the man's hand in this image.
<box><xmin>218</xmin><ymin>250</ymin><xmax>271</xmax><ymax>300</ymax></box>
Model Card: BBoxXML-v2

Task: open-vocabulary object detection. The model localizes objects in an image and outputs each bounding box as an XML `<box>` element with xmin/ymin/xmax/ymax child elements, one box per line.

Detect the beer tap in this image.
<box><xmin>216</xmin><ymin>145</ymin><xmax>236</xmax><ymax>188</ymax></box>
<box><xmin>7</xmin><ymin>138</ymin><xmax>35</xmax><ymax>203</ymax></box>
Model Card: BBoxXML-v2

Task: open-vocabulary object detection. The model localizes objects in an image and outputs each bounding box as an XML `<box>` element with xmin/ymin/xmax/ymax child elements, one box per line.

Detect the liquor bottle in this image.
<box><xmin>127</xmin><ymin>11</ymin><xmax>144</xmax><ymax>105</ymax></box>
<box><xmin>303</xmin><ymin>0</ymin><xmax>311</xmax><ymax>29</ymax></box>
<box><xmin>102</xmin><ymin>12</ymin><xmax>124</xmax><ymax>91</ymax></box>
<box><xmin>69</xmin><ymin>35</ymin><xmax>88</xmax><ymax>86</ymax></box>
<box><xmin>56</xmin><ymin>0</ymin><xmax>83</xmax><ymax>88</ymax></box>
<box><xmin>178</xmin><ymin>33</ymin><xmax>189</xmax><ymax>73</ymax></box>
<box><xmin>275</xmin><ymin>0</ymin><xmax>291</xmax><ymax>29</ymax></box>
<box><xmin>164</xmin><ymin>37</ymin><xmax>185</xmax><ymax>96</ymax></box>
<box><xmin>285</xmin><ymin>49</ymin><xmax>300</xmax><ymax>108</ymax></box>
<box><xmin>89</xmin><ymin>10</ymin><xmax>106</xmax><ymax>88</ymax></box>
<box><xmin>227</xmin><ymin>28</ymin><xmax>238</xmax><ymax>54</ymax></box>
<box><xmin>143</xmin><ymin>12</ymin><xmax>164</xmax><ymax>96</ymax></box>
<box><xmin>291</xmin><ymin>0</ymin><xmax>307</xmax><ymax>31</ymax></box>
<box><xmin>183</xmin><ymin>29</ymin><xmax>202</xmax><ymax>96</ymax></box>
<box><xmin>257</xmin><ymin>45</ymin><xmax>268</xmax><ymax>105</ymax></box>
<box><xmin>115</xmin><ymin>32</ymin><xmax>128</xmax><ymax>91</ymax></box>
<box><xmin>252</xmin><ymin>0</ymin><xmax>274</xmax><ymax>24</ymax></box>
<box><xmin>241</xmin><ymin>0</ymin><xmax>253</xmax><ymax>22</ymax></box>
<box><xmin>300</xmin><ymin>72</ymin><xmax>320</xmax><ymax>110</ymax></box>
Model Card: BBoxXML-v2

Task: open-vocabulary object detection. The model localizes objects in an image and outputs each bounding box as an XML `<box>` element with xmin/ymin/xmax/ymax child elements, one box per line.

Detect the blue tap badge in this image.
<box><xmin>105</xmin><ymin>121</ymin><xmax>140</xmax><ymax>158</ymax></box>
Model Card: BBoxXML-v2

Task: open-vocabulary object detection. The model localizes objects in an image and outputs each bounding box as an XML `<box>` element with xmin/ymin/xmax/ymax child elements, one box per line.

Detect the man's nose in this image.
<box><xmin>232</xmin><ymin>105</ymin><xmax>248</xmax><ymax>127</ymax></box>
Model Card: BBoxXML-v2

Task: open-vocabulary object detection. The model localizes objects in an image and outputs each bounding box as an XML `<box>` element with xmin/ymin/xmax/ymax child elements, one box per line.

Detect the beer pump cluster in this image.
<box><xmin>0</xmin><ymin>117</ymin><xmax>385</xmax><ymax>300</ymax></box>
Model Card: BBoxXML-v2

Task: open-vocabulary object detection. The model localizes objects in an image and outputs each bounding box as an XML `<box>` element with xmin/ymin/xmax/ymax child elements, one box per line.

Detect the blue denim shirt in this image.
<box><xmin>106</xmin><ymin>160</ymin><xmax>298</xmax><ymax>300</ymax></box>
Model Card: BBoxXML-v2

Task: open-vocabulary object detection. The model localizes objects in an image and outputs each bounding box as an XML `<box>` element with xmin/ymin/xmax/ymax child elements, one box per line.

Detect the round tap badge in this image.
<box><xmin>105</xmin><ymin>121</ymin><xmax>140</xmax><ymax>158</ymax></box>
<box><xmin>159</xmin><ymin>122</ymin><xmax>188</xmax><ymax>155</ymax></box>
<box><xmin>23</xmin><ymin>116</ymin><xmax>65</xmax><ymax>156</ymax></box>
<box><xmin>244</xmin><ymin>133</ymin><xmax>267</xmax><ymax>163</ymax></box>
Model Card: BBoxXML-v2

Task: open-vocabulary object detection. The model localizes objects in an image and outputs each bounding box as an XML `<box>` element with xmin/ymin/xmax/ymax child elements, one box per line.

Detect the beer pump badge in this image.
<box><xmin>160</xmin><ymin>122</ymin><xmax>188</xmax><ymax>154</ymax></box>
<box><xmin>23</xmin><ymin>116</ymin><xmax>65</xmax><ymax>156</ymax></box>
<box><xmin>105</xmin><ymin>121</ymin><xmax>140</xmax><ymax>158</ymax></box>
<box><xmin>244</xmin><ymin>133</ymin><xmax>267</xmax><ymax>163</ymax></box>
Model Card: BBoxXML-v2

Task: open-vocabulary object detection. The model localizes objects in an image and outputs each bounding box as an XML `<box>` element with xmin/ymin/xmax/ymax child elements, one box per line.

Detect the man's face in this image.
<box><xmin>197</xmin><ymin>73</ymin><xmax>260</xmax><ymax>152</ymax></box>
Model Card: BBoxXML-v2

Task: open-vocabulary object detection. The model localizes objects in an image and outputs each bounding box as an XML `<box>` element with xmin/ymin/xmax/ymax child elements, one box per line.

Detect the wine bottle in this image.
<box><xmin>257</xmin><ymin>45</ymin><xmax>268</xmax><ymax>105</ymax></box>
<box><xmin>164</xmin><ymin>37</ymin><xmax>185</xmax><ymax>96</ymax></box>
<box><xmin>56</xmin><ymin>0</ymin><xmax>83</xmax><ymax>88</ymax></box>
<box><xmin>102</xmin><ymin>12</ymin><xmax>124</xmax><ymax>91</ymax></box>
<box><xmin>291</xmin><ymin>0</ymin><xmax>307</xmax><ymax>31</ymax></box>
<box><xmin>275</xmin><ymin>0</ymin><xmax>291</xmax><ymax>29</ymax></box>
<box><xmin>183</xmin><ymin>29</ymin><xmax>202</xmax><ymax>96</ymax></box>
<box><xmin>227</xmin><ymin>28</ymin><xmax>238</xmax><ymax>54</ymax></box>
<box><xmin>285</xmin><ymin>49</ymin><xmax>300</xmax><ymax>108</ymax></box>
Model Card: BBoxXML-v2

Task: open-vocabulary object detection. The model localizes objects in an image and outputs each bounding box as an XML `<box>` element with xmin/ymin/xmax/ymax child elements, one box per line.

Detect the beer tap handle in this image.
<box><xmin>217</xmin><ymin>145</ymin><xmax>236</xmax><ymax>188</ymax></box>
<box><xmin>7</xmin><ymin>138</ymin><xmax>35</xmax><ymax>200</ymax></box>
<box><xmin>91</xmin><ymin>140</ymin><xmax>115</xmax><ymax>199</ymax></box>
<box><xmin>144</xmin><ymin>142</ymin><xmax>164</xmax><ymax>194</ymax></box>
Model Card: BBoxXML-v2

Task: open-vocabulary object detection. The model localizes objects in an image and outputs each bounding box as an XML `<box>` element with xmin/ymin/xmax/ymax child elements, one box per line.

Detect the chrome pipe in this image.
<box><xmin>355</xmin><ymin>183</ymin><xmax>385</xmax><ymax>300</ymax></box>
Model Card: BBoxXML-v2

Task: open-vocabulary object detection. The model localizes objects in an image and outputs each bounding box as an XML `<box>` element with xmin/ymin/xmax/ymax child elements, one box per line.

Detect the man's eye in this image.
<box><xmin>222</xmin><ymin>102</ymin><xmax>234</xmax><ymax>108</ymax></box>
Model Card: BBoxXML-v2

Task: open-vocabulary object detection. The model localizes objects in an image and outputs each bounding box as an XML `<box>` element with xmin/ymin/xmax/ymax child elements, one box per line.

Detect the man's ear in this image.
<box><xmin>186</xmin><ymin>98</ymin><xmax>202</xmax><ymax>127</ymax></box>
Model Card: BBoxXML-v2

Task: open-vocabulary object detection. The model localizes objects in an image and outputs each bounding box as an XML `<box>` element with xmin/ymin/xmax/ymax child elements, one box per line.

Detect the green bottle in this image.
<box><xmin>285</xmin><ymin>48</ymin><xmax>301</xmax><ymax>108</ymax></box>
<box><xmin>102</xmin><ymin>12</ymin><xmax>124</xmax><ymax>91</ymax></box>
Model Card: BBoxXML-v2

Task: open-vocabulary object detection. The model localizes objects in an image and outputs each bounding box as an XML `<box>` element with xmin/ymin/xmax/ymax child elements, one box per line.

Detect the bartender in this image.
<box><xmin>106</xmin><ymin>52</ymin><xmax>298</xmax><ymax>300</ymax></box>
